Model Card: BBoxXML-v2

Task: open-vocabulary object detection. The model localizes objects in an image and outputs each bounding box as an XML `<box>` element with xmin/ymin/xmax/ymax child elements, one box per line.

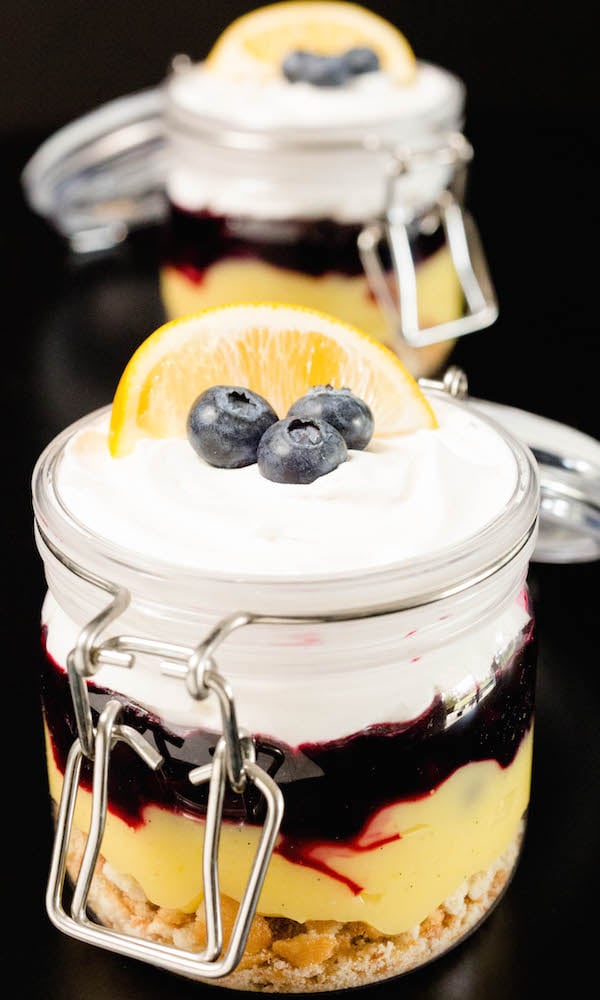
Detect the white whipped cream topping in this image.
<box><xmin>167</xmin><ymin>61</ymin><xmax>462</xmax><ymax>131</ymax></box>
<box><xmin>56</xmin><ymin>399</ymin><xmax>516</xmax><ymax>577</ymax></box>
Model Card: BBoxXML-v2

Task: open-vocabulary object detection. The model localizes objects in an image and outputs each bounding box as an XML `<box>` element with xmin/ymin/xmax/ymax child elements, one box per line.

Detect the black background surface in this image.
<box><xmin>3</xmin><ymin>2</ymin><xmax>600</xmax><ymax>997</ymax></box>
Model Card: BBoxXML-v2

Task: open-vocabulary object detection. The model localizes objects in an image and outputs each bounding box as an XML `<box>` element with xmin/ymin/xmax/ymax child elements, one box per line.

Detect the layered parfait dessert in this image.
<box><xmin>33</xmin><ymin>304</ymin><xmax>539</xmax><ymax>991</ymax></box>
<box><xmin>160</xmin><ymin>2</ymin><xmax>470</xmax><ymax>378</ymax></box>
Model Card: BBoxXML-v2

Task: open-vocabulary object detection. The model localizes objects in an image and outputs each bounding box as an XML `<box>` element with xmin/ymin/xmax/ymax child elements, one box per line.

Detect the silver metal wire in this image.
<box><xmin>357</xmin><ymin>138</ymin><xmax>498</xmax><ymax>348</ymax></box>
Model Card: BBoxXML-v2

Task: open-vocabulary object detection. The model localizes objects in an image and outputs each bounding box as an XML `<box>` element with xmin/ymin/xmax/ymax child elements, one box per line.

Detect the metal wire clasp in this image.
<box><xmin>358</xmin><ymin>131</ymin><xmax>498</xmax><ymax>349</ymax></box>
<box><xmin>46</xmin><ymin>577</ymin><xmax>284</xmax><ymax>980</ymax></box>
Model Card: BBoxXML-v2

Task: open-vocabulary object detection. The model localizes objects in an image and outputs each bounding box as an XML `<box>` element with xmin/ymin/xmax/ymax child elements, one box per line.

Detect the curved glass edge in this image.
<box><xmin>20</xmin><ymin>88</ymin><xmax>167</xmax><ymax>250</ymax></box>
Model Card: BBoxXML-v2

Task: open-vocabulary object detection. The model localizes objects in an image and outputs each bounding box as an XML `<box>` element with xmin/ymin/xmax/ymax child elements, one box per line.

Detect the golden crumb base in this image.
<box><xmin>63</xmin><ymin>821</ymin><xmax>524</xmax><ymax>993</ymax></box>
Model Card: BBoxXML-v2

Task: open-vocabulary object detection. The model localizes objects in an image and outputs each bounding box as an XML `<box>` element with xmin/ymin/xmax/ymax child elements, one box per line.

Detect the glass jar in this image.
<box><xmin>32</xmin><ymin>387</ymin><xmax>539</xmax><ymax>992</ymax></box>
<box><xmin>21</xmin><ymin>60</ymin><xmax>498</xmax><ymax>380</ymax></box>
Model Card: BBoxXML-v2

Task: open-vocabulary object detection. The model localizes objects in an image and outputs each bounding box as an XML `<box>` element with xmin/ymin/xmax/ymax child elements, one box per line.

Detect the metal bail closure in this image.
<box><xmin>46</xmin><ymin>578</ymin><xmax>284</xmax><ymax>981</ymax></box>
<box><xmin>358</xmin><ymin>132</ymin><xmax>499</xmax><ymax>349</ymax></box>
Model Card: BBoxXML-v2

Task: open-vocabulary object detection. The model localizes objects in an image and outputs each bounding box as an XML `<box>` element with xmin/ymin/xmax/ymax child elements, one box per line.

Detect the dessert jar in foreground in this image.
<box><xmin>32</xmin><ymin>306</ymin><xmax>538</xmax><ymax>992</ymax></box>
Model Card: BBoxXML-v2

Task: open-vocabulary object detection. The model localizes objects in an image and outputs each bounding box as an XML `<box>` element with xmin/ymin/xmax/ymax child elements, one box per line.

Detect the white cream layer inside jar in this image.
<box><xmin>55</xmin><ymin>397</ymin><xmax>516</xmax><ymax>577</ymax></box>
<box><xmin>164</xmin><ymin>60</ymin><xmax>465</xmax><ymax>222</ymax></box>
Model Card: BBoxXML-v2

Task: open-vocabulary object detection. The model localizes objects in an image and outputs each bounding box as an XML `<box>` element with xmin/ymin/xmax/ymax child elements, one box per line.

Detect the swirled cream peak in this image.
<box><xmin>57</xmin><ymin>399</ymin><xmax>517</xmax><ymax>578</ymax></box>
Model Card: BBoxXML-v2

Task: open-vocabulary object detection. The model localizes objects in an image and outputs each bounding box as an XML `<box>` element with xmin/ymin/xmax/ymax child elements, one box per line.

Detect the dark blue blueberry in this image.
<box><xmin>282</xmin><ymin>49</ymin><xmax>350</xmax><ymax>87</ymax></box>
<box><xmin>287</xmin><ymin>385</ymin><xmax>374</xmax><ymax>450</ymax></box>
<box><xmin>282</xmin><ymin>49</ymin><xmax>312</xmax><ymax>82</ymax></box>
<box><xmin>303</xmin><ymin>53</ymin><xmax>350</xmax><ymax>87</ymax></box>
<box><xmin>257</xmin><ymin>417</ymin><xmax>347</xmax><ymax>484</ymax></box>
<box><xmin>187</xmin><ymin>385</ymin><xmax>278</xmax><ymax>469</ymax></box>
<box><xmin>343</xmin><ymin>46</ymin><xmax>380</xmax><ymax>75</ymax></box>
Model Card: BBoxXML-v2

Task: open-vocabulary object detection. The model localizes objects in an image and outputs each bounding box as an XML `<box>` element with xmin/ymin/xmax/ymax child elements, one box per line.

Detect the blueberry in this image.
<box><xmin>187</xmin><ymin>386</ymin><xmax>278</xmax><ymax>469</ymax></box>
<box><xmin>287</xmin><ymin>385</ymin><xmax>374</xmax><ymax>450</ymax></box>
<box><xmin>303</xmin><ymin>53</ymin><xmax>350</xmax><ymax>87</ymax></box>
<box><xmin>282</xmin><ymin>49</ymin><xmax>312</xmax><ymax>82</ymax></box>
<box><xmin>257</xmin><ymin>417</ymin><xmax>347</xmax><ymax>484</ymax></box>
<box><xmin>282</xmin><ymin>49</ymin><xmax>350</xmax><ymax>87</ymax></box>
<box><xmin>343</xmin><ymin>46</ymin><xmax>380</xmax><ymax>75</ymax></box>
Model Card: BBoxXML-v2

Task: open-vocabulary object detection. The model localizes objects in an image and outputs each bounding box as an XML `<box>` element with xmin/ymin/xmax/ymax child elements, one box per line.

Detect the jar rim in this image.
<box><xmin>32</xmin><ymin>392</ymin><xmax>540</xmax><ymax>619</ymax></box>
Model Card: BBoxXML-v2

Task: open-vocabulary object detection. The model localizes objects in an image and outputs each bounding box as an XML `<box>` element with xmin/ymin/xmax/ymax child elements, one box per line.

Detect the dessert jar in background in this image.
<box><xmin>32</xmin><ymin>385</ymin><xmax>539</xmax><ymax>992</ymax></box>
<box><xmin>21</xmin><ymin>5</ymin><xmax>498</xmax><ymax>379</ymax></box>
<box><xmin>158</xmin><ymin>54</ymin><xmax>497</xmax><ymax>379</ymax></box>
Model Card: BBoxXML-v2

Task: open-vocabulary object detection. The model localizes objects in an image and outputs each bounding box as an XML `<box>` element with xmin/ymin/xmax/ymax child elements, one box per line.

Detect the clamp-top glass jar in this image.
<box><xmin>21</xmin><ymin>6</ymin><xmax>498</xmax><ymax>379</ymax></box>
<box><xmin>32</xmin><ymin>376</ymin><xmax>539</xmax><ymax>992</ymax></box>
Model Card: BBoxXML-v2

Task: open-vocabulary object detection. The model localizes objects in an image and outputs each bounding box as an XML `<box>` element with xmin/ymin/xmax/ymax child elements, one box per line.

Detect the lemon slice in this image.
<box><xmin>204</xmin><ymin>1</ymin><xmax>417</xmax><ymax>85</ymax></box>
<box><xmin>108</xmin><ymin>302</ymin><xmax>437</xmax><ymax>457</ymax></box>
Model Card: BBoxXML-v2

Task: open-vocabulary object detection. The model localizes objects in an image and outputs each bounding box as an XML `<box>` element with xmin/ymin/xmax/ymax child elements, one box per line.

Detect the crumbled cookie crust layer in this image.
<box><xmin>65</xmin><ymin>823</ymin><xmax>523</xmax><ymax>993</ymax></box>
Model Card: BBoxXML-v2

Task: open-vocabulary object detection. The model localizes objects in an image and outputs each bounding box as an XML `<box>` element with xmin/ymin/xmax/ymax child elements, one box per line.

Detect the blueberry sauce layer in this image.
<box><xmin>41</xmin><ymin>627</ymin><xmax>536</xmax><ymax>850</ymax></box>
<box><xmin>160</xmin><ymin>204</ymin><xmax>446</xmax><ymax>282</ymax></box>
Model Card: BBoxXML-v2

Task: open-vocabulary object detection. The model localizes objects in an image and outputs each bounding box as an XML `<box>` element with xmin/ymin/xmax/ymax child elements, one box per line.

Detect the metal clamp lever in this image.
<box><xmin>358</xmin><ymin>133</ymin><xmax>498</xmax><ymax>349</ymax></box>
<box><xmin>46</xmin><ymin>579</ymin><xmax>284</xmax><ymax>980</ymax></box>
<box><xmin>46</xmin><ymin>701</ymin><xmax>283</xmax><ymax>978</ymax></box>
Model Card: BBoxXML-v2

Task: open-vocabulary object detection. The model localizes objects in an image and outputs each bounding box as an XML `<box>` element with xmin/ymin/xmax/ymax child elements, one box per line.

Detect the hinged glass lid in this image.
<box><xmin>419</xmin><ymin>369</ymin><xmax>600</xmax><ymax>564</ymax></box>
<box><xmin>21</xmin><ymin>87</ymin><xmax>167</xmax><ymax>253</ymax></box>
<box><xmin>469</xmin><ymin>398</ymin><xmax>600</xmax><ymax>564</ymax></box>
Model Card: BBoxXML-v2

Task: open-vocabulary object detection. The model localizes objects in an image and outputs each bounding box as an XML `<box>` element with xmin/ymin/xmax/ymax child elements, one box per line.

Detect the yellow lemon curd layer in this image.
<box><xmin>45</xmin><ymin>726</ymin><xmax>532</xmax><ymax>936</ymax></box>
<box><xmin>159</xmin><ymin>243</ymin><xmax>461</xmax><ymax>379</ymax></box>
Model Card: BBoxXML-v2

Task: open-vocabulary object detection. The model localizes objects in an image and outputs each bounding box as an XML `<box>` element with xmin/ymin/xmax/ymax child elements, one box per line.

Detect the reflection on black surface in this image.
<box><xmin>33</xmin><ymin>228</ymin><xmax>165</xmax><ymax>437</ymax></box>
